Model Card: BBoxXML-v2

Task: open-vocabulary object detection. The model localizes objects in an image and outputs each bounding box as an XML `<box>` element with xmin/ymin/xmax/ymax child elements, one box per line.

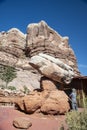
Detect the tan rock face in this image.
<box><xmin>41</xmin><ymin>77</ymin><xmax>57</xmax><ymax>91</ymax></box>
<box><xmin>0</xmin><ymin>21</ymin><xmax>80</xmax><ymax>91</ymax></box>
<box><xmin>41</xmin><ymin>90</ymin><xmax>70</xmax><ymax>115</ymax></box>
<box><xmin>26</xmin><ymin>21</ymin><xmax>80</xmax><ymax>76</ymax></box>
<box><xmin>0</xmin><ymin>28</ymin><xmax>26</xmax><ymax>58</ymax></box>
<box><xmin>0</xmin><ymin>28</ymin><xmax>41</xmax><ymax>91</ymax></box>
<box><xmin>0</xmin><ymin>21</ymin><xmax>80</xmax><ymax>115</ymax></box>
<box><xmin>14</xmin><ymin>79</ymin><xmax>70</xmax><ymax>115</ymax></box>
<box><xmin>15</xmin><ymin>89</ymin><xmax>70</xmax><ymax>115</ymax></box>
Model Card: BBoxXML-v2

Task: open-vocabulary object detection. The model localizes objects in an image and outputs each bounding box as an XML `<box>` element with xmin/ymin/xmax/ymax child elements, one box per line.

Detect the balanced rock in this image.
<box><xmin>29</xmin><ymin>53</ymin><xmax>74</xmax><ymax>84</ymax></box>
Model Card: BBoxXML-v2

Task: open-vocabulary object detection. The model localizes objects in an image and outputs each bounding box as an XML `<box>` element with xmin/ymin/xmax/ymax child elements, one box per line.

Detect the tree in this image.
<box><xmin>0</xmin><ymin>65</ymin><xmax>17</xmax><ymax>88</ymax></box>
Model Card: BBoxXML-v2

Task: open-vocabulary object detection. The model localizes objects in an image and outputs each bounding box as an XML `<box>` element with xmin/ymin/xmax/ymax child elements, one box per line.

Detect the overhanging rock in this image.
<box><xmin>29</xmin><ymin>53</ymin><xmax>75</xmax><ymax>84</ymax></box>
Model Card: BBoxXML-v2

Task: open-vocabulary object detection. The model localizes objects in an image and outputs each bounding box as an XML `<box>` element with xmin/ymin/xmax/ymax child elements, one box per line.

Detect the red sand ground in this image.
<box><xmin>0</xmin><ymin>106</ymin><xmax>68</xmax><ymax>130</ymax></box>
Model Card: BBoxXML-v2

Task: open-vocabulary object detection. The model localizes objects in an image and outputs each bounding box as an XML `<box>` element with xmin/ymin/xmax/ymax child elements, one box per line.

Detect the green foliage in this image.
<box><xmin>0</xmin><ymin>65</ymin><xmax>17</xmax><ymax>88</ymax></box>
<box><xmin>66</xmin><ymin>110</ymin><xmax>87</xmax><ymax>130</ymax></box>
<box><xmin>66</xmin><ymin>94</ymin><xmax>87</xmax><ymax>130</ymax></box>
<box><xmin>23</xmin><ymin>85</ymin><xmax>30</xmax><ymax>94</ymax></box>
<box><xmin>8</xmin><ymin>86</ymin><xmax>16</xmax><ymax>91</ymax></box>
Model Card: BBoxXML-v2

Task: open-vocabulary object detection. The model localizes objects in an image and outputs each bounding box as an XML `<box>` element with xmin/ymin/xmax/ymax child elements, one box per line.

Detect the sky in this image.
<box><xmin>0</xmin><ymin>0</ymin><xmax>87</xmax><ymax>76</ymax></box>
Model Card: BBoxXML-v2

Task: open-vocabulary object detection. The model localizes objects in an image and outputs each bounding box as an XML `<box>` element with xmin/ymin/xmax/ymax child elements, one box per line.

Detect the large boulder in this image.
<box><xmin>15</xmin><ymin>91</ymin><xmax>44</xmax><ymax>113</ymax></box>
<box><xmin>15</xmin><ymin>89</ymin><xmax>70</xmax><ymax>115</ymax></box>
<box><xmin>41</xmin><ymin>90</ymin><xmax>70</xmax><ymax>115</ymax></box>
<box><xmin>29</xmin><ymin>53</ymin><xmax>74</xmax><ymax>84</ymax></box>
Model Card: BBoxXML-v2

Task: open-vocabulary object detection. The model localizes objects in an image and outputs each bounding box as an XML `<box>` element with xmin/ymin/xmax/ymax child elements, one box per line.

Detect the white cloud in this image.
<box><xmin>78</xmin><ymin>64</ymin><xmax>87</xmax><ymax>68</ymax></box>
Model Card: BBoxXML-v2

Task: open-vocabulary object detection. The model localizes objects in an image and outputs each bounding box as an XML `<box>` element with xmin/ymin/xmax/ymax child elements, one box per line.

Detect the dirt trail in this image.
<box><xmin>0</xmin><ymin>106</ymin><xmax>68</xmax><ymax>130</ymax></box>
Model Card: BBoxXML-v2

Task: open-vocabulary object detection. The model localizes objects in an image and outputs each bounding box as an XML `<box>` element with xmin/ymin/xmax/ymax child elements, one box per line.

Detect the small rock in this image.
<box><xmin>13</xmin><ymin>117</ymin><xmax>32</xmax><ymax>129</ymax></box>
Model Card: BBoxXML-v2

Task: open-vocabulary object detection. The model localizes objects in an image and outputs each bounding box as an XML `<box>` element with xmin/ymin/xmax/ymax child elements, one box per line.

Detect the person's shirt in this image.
<box><xmin>70</xmin><ymin>92</ymin><xmax>77</xmax><ymax>103</ymax></box>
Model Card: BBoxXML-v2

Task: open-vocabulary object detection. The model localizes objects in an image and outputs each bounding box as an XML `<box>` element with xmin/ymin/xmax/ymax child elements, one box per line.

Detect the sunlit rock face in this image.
<box><xmin>0</xmin><ymin>20</ymin><xmax>80</xmax><ymax>91</ymax></box>
<box><xmin>29</xmin><ymin>53</ymin><xmax>74</xmax><ymax>84</ymax></box>
<box><xmin>0</xmin><ymin>21</ymin><xmax>81</xmax><ymax>115</ymax></box>
<box><xmin>26</xmin><ymin>20</ymin><xmax>80</xmax><ymax>76</ymax></box>
<box><xmin>0</xmin><ymin>28</ymin><xmax>41</xmax><ymax>91</ymax></box>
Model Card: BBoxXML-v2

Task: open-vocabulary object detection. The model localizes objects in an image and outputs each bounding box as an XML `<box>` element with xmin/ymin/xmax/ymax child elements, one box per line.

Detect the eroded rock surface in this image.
<box><xmin>29</xmin><ymin>53</ymin><xmax>74</xmax><ymax>84</ymax></box>
<box><xmin>15</xmin><ymin>78</ymin><xmax>70</xmax><ymax>115</ymax></box>
<box><xmin>26</xmin><ymin>20</ymin><xmax>80</xmax><ymax>76</ymax></box>
<box><xmin>0</xmin><ymin>21</ymin><xmax>80</xmax><ymax>91</ymax></box>
<box><xmin>13</xmin><ymin>117</ymin><xmax>32</xmax><ymax>129</ymax></box>
<box><xmin>0</xmin><ymin>21</ymin><xmax>80</xmax><ymax>115</ymax></box>
<box><xmin>0</xmin><ymin>28</ymin><xmax>41</xmax><ymax>91</ymax></box>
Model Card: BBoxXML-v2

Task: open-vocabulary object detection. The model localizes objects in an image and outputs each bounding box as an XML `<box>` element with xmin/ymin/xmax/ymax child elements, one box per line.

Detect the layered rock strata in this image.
<box><xmin>29</xmin><ymin>53</ymin><xmax>74</xmax><ymax>84</ymax></box>
<box><xmin>0</xmin><ymin>20</ymin><xmax>80</xmax><ymax>91</ymax></box>
<box><xmin>26</xmin><ymin>21</ymin><xmax>80</xmax><ymax>76</ymax></box>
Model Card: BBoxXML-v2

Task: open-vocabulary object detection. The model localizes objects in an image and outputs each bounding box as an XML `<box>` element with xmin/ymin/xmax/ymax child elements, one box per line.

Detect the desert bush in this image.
<box><xmin>66</xmin><ymin>109</ymin><xmax>87</xmax><ymax>130</ymax></box>
<box><xmin>66</xmin><ymin>94</ymin><xmax>87</xmax><ymax>130</ymax></box>
<box><xmin>8</xmin><ymin>86</ymin><xmax>16</xmax><ymax>91</ymax></box>
<box><xmin>23</xmin><ymin>85</ymin><xmax>30</xmax><ymax>94</ymax></box>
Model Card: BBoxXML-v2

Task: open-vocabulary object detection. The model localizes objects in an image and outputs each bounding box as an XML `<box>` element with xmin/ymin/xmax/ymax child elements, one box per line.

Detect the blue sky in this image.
<box><xmin>0</xmin><ymin>0</ymin><xmax>87</xmax><ymax>76</ymax></box>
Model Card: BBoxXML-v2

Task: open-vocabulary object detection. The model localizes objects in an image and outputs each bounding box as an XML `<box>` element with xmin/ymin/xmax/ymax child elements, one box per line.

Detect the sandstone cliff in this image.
<box><xmin>0</xmin><ymin>21</ymin><xmax>80</xmax><ymax>91</ymax></box>
<box><xmin>26</xmin><ymin>21</ymin><xmax>80</xmax><ymax>76</ymax></box>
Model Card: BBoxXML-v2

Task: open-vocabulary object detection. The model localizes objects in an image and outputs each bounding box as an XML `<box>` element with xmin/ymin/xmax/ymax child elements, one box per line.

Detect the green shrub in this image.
<box><xmin>66</xmin><ymin>109</ymin><xmax>87</xmax><ymax>130</ymax></box>
<box><xmin>0</xmin><ymin>65</ymin><xmax>17</xmax><ymax>88</ymax></box>
<box><xmin>8</xmin><ymin>86</ymin><xmax>16</xmax><ymax>91</ymax></box>
<box><xmin>65</xmin><ymin>92</ymin><xmax>87</xmax><ymax>130</ymax></box>
<box><xmin>23</xmin><ymin>86</ymin><xmax>30</xmax><ymax>94</ymax></box>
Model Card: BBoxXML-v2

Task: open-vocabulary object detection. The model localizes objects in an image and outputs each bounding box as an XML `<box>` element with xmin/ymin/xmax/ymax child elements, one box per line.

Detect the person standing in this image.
<box><xmin>70</xmin><ymin>88</ymin><xmax>78</xmax><ymax>110</ymax></box>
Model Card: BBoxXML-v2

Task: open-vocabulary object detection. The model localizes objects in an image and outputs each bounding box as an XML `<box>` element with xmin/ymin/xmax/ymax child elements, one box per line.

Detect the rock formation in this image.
<box><xmin>0</xmin><ymin>28</ymin><xmax>41</xmax><ymax>90</ymax></box>
<box><xmin>0</xmin><ymin>21</ymin><xmax>80</xmax><ymax>115</ymax></box>
<box><xmin>0</xmin><ymin>21</ymin><xmax>80</xmax><ymax>91</ymax></box>
<box><xmin>29</xmin><ymin>53</ymin><xmax>74</xmax><ymax>84</ymax></box>
<box><xmin>26</xmin><ymin>21</ymin><xmax>80</xmax><ymax>76</ymax></box>
<box><xmin>15</xmin><ymin>78</ymin><xmax>70</xmax><ymax>115</ymax></box>
<box><xmin>0</xmin><ymin>28</ymin><xmax>26</xmax><ymax>65</ymax></box>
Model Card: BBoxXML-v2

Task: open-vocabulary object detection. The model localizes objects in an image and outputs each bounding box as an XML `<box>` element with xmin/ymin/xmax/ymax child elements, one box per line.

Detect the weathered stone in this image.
<box><xmin>41</xmin><ymin>90</ymin><xmax>70</xmax><ymax>115</ymax></box>
<box><xmin>0</xmin><ymin>20</ymin><xmax>80</xmax><ymax>92</ymax></box>
<box><xmin>41</xmin><ymin>77</ymin><xmax>57</xmax><ymax>91</ymax></box>
<box><xmin>26</xmin><ymin>21</ymin><xmax>80</xmax><ymax>76</ymax></box>
<box><xmin>0</xmin><ymin>21</ymin><xmax>80</xmax><ymax>116</ymax></box>
<box><xmin>8</xmin><ymin>69</ymin><xmax>41</xmax><ymax>91</ymax></box>
<box><xmin>0</xmin><ymin>28</ymin><xmax>26</xmax><ymax>58</ymax></box>
<box><xmin>15</xmin><ymin>91</ymin><xmax>44</xmax><ymax>113</ymax></box>
<box><xmin>0</xmin><ymin>28</ymin><xmax>42</xmax><ymax>91</ymax></box>
<box><xmin>13</xmin><ymin>117</ymin><xmax>32</xmax><ymax>129</ymax></box>
<box><xmin>29</xmin><ymin>53</ymin><xmax>74</xmax><ymax>84</ymax></box>
<box><xmin>15</xmin><ymin>86</ymin><xmax>70</xmax><ymax>115</ymax></box>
